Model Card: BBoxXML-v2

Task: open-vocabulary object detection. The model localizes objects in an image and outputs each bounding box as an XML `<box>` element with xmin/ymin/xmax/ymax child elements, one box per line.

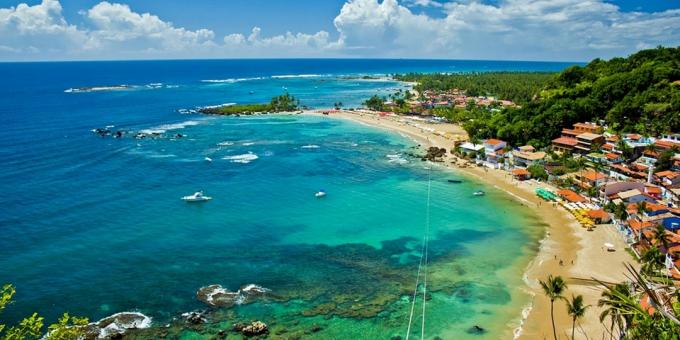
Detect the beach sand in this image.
<box><xmin>305</xmin><ymin>110</ymin><xmax>636</xmax><ymax>339</ymax></box>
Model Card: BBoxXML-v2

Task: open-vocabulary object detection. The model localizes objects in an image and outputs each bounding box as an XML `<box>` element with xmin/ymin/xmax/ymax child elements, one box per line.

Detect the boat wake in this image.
<box><xmin>223</xmin><ymin>152</ymin><xmax>258</xmax><ymax>164</ymax></box>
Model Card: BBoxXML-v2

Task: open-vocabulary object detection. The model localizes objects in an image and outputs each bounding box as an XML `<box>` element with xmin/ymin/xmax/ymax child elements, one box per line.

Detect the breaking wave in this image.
<box><xmin>223</xmin><ymin>152</ymin><xmax>258</xmax><ymax>164</ymax></box>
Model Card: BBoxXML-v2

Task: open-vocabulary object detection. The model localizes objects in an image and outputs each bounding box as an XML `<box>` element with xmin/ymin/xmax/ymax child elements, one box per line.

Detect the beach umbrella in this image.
<box><xmin>604</xmin><ymin>243</ymin><xmax>614</xmax><ymax>248</ymax></box>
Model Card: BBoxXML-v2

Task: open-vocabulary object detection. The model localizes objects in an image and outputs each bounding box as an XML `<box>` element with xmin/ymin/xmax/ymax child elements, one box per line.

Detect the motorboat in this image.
<box><xmin>315</xmin><ymin>190</ymin><xmax>327</xmax><ymax>198</ymax></box>
<box><xmin>204</xmin><ymin>157</ymin><xmax>213</xmax><ymax>162</ymax></box>
<box><xmin>473</xmin><ymin>190</ymin><xmax>485</xmax><ymax>197</ymax></box>
<box><xmin>182</xmin><ymin>191</ymin><xmax>212</xmax><ymax>202</ymax></box>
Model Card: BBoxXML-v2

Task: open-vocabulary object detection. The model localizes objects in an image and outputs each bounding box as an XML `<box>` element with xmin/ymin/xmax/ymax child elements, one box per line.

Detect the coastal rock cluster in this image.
<box><xmin>197</xmin><ymin>284</ymin><xmax>270</xmax><ymax>308</ymax></box>
<box><xmin>91</xmin><ymin>126</ymin><xmax>184</xmax><ymax>140</ymax></box>
<box><xmin>80</xmin><ymin>312</ymin><xmax>152</xmax><ymax>339</ymax></box>
<box><xmin>422</xmin><ymin>147</ymin><xmax>447</xmax><ymax>162</ymax></box>
<box><xmin>233</xmin><ymin>320</ymin><xmax>269</xmax><ymax>337</ymax></box>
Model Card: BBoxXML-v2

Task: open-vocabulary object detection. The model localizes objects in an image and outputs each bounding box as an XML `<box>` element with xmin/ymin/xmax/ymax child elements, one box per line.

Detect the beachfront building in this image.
<box><xmin>512</xmin><ymin>168</ymin><xmax>531</xmax><ymax>181</ymax></box>
<box><xmin>483</xmin><ymin>139</ymin><xmax>507</xmax><ymax>168</ymax></box>
<box><xmin>552</xmin><ymin>136</ymin><xmax>579</xmax><ymax>153</ymax></box>
<box><xmin>458</xmin><ymin>142</ymin><xmax>484</xmax><ymax>159</ymax></box>
<box><xmin>511</xmin><ymin>146</ymin><xmax>546</xmax><ymax>168</ymax></box>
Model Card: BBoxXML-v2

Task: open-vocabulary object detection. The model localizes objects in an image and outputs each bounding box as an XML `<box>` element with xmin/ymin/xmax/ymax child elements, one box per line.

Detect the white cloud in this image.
<box><xmin>332</xmin><ymin>0</ymin><xmax>680</xmax><ymax>60</ymax></box>
<box><xmin>86</xmin><ymin>1</ymin><xmax>215</xmax><ymax>51</ymax></box>
<box><xmin>0</xmin><ymin>0</ymin><xmax>679</xmax><ymax>61</ymax></box>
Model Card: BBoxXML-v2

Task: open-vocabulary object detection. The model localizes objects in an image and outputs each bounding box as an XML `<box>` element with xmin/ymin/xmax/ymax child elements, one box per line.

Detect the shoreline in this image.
<box><xmin>303</xmin><ymin>109</ymin><xmax>635</xmax><ymax>339</ymax></box>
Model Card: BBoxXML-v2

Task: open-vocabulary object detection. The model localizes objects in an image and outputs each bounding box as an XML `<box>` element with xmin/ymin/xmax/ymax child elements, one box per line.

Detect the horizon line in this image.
<box><xmin>0</xmin><ymin>56</ymin><xmax>588</xmax><ymax>64</ymax></box>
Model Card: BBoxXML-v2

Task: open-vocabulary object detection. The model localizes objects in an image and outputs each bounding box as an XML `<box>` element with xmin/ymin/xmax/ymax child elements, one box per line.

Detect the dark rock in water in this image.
<box><xmin>182</xmin><ymin>311</ymin><xmax>208</xmax><ymax>325</ymax></box>
<box><xmin>81</xmin><ymin>312</ymin><xmax>152</xmax><ymax>339</ymax></box>
<box><xmin>309</xmin><ymin>324</ymin><xmax>322</xmax><ymax>333</ymax></box>
<box><xmin>466</xmin><ymin>325</ymin><xmax>487</xmax><ymax>335</ymax></box>
<box><xmin>391</xmin><ymin>336</ymin><xmax>403</xmax><ymax>340</ymax></box>
<box><xmin>422</xmin><ymin>147</ymin><xmax>447</xmax><ymax>162</ymax></box>
<box><xmin>234</xmin><ymin>321</ymin><xmax>268</xmax><ymax>337</ymax></box>
<box><xmin>197</xmin><ymin>284</ymin><xmax>270</xmax><ymax>308</ymax></box>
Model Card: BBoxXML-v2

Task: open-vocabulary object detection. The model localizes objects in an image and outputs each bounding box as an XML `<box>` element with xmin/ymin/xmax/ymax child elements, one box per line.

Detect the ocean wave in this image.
<box><xmin>65</xmin><ymin>82</ymin><xmax>177</xmax><ymax>93</ymax></box>
<box><xmin>513</xmin><ymin>298</ymin><xmax>535</xmax><ymax>340</ymax></box>
<box><xmin>223</xmin><ymin>152</ymin><xmax>258</xmax><ymax>164</ymax></box>
<box><xmin>200</xmin><ymin>103</ymin><xmax>236</xmax><ymax>110</ymax></box>
<box><xmin>74</xmin><ymin>312</ymin><xmax>152</xmax><ymax>339</ymax></box>
<box><xmin>139</xmin><ymin>120</ymin><xmax>201</xmax><ymax>134</ymax></box>
<box><xmin>201</xmin><ymin>77</ymin><xmax>264</xmax><ymax>83</ymax></box>
<box><xmin>217</xmin><ymin>141</ymin><xmax>234</xmax><ymax>146</ymax></box>
<box><xmin>197</xmin><ymin>284</ymin><xmax>270</xmax><ymax>307</ymax></box>
<box><xmin>301</xmin><ymin>144</ymin><xmax>320</xmax><ymax>149</ymax></box>
<box><xmin>64</xmin><ymin>85</ymin><xmax>130</xmax><ymax>93</ymax></box>
<box><xmin>386</xmin><ymin>154</ymin><xmax>408</xmax><ymax>164</ymax></box>
<box><xmin>271</xmin><ymin>74</ymin><xmax>327</xmax><ymax>79</ymax></box>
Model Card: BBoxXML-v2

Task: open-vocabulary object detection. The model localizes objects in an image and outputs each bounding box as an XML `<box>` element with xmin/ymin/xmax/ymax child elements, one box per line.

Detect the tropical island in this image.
<box><xmin>199</xmin><ymin>93</ymin><xmax>300</xmax><ymax>115</ymax></box>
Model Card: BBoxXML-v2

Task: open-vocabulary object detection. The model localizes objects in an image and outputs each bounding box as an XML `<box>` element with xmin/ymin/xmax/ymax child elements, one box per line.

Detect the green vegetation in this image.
<box><xmin>1</xmin><ymin>284</ymin><xmax>88</xmax><ymax>340</ymax></box>
<box><xmin>200</xmin><ymin>93</ymin><xmax>300</xmax><ymax>115</ymax></box>
<box><xmin>395</xmin><ymin>72</ymin><xmax>555</xmax><ymax>103</ymax></box>
<box><xmin>394</xmin><ymin>46</ymin><xmax>680</xmax><ymax>148</ymax></box>
<box><xmin>527</xmin><ymin>163</ymin><xmax>549</xmax><ymax>181</ymax></box>
<box><xmin>363</xmin><ymin>95</ymin><xmax>385</xmax><ymax>111</ymax></box>
<box><xmin>539</xmin><ymin>274</ymin><xmax>567</xmax><ymax>340</ymax></box>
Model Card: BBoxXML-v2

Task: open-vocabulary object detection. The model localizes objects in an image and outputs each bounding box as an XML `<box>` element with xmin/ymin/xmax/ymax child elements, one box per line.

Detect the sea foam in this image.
<box><xmin>139</xmin><ymin>120</ymin><xmax>201</xmax><ymax>134</ymax></box>
<box><xmin>223</xmin><ymin>152</ymin><xmax>258</xmax><ymax>164</ymax></box>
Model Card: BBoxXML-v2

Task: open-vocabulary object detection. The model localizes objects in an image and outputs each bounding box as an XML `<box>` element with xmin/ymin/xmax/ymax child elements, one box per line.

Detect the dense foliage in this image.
<box><xmin>395</xmin><ymin>72</ymin><xmax>555</xmax><ymax>104</ymax></box>
<box><xmin>201</xmin><ymin>93</ymin><xmax>300</xmax><ymax>115</ymax></box>
<box><xmin>1</xmin><ymin>284</ymin><xmax>88</xmax><ymax>339</ymax></box>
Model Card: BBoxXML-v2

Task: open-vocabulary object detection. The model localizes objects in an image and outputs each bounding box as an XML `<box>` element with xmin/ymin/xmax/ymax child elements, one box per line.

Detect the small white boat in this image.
<box><xmin>182</xmin><ymin>191</ymin><xmax>212</xmax><ymax>202</ymax></box>
<box><xmin>315</xmin><ymin>190</ymin><xmax>327</xmax><ymax>198</ymax></box>
<box><xmin>473</xmin><ymin>190</ymin><xmax>485</xmax><ymax>197</ymax></box>
<box><xmin>204</xmin><ymin>157</ymin><xmax>213</xmax><ymax>162</ymax></box>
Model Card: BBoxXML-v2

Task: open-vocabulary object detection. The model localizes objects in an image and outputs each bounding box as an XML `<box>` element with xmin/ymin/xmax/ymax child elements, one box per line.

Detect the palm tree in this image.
<box><xmin>565</xmin><ymin>294</ymin><xmax>589</xmax><ymax>340</ymax></box>
<box><xmin>653</xmin><ymin>224</ymin><xmax>671</xmax><ymax>251</ymax></box>
<box><xmin>539</xmin><ymin>275</ymin><xmax>567</xmax><ymax>340</ymax></box>
<box><xmin>640</xmin><ymin>246</ymin><xmax>665</xmax><ymax>277</ymax></box>
<box><xmin>597</xmin><ymin>282</ymin><xmax>635</xmax><ymax>339</ymax></box>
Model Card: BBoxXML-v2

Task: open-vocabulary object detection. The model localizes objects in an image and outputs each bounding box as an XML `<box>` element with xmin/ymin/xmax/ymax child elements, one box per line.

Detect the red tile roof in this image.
<box><xmin>582</xmin><ymin>170</ymin><xmax>606</xmax><ymax>181</ymax></box>
<box><xmin>485</xmin><ymin>138</ymin><xmax>505</xmax><ymax>145</ymax></box>
<box><xmin>552</xmin><ymin>137</ymin><xmax>579</xmax><ymax>146</ymax></box>
<box><xmin>557</xmin><ymin>189</ymin><xmax>586</xmax><ymax>203</ymax></box>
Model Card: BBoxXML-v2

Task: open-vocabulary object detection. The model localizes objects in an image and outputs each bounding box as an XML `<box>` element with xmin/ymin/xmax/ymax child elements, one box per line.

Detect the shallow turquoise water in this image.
<box><xmin>0</xmin><ymin>60</ymin><xmax>561</xmax><ymax>338</ymax></box>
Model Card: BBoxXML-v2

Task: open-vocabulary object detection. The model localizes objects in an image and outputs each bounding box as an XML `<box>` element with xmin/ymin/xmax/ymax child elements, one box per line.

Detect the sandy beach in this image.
<box><xmin>306</xmin><ymin>110</ymin><xmax>636</xmax><ymax>339</ymax></box>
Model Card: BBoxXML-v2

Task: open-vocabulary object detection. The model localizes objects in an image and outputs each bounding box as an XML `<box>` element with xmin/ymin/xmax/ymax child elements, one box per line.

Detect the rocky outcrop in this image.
<box><xmin>422</xmin><ymin>147</ymin><xmax>447</xmax><ymax>162</ymax></box>
<box><xmin>81</xmin><ymin>312</ymin><xmax>152</xmax><ymax>339</ymax></box>
<box><xmin>197</xmin><ymin>284</ymin><xmax>270</xmax><ymax>308</ymax></box>
<box><xmin>233</xmin><ymin>321</ymin><xmax>268</xmax><ymax>337</ymax></box>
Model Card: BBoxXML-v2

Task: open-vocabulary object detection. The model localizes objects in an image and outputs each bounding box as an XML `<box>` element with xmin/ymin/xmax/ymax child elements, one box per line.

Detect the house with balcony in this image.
<box><xmin>483</xmin><ymin>139</ymin><xmax>507</xmax><ymax>168</ymax></box>
<box><xmin>552</xmin><ymin>136</ymin><xmax>578</xmax><ymax>153</ymax></box>
<box><xmin>574</xmin><ymin>132</ymin><xmax>605</xmax><ymax>154</ymax></box>
<box><xmin>511</xmin><ymin>145</ymin><xmax>546</xmax><ymax>168</ymax></box>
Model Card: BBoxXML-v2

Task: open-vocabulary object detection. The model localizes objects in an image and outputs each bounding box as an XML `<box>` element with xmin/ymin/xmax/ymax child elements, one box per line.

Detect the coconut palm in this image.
<box><xmin>565</xmin><ymin>294</ymin><xmax>589</xmax><ymax>340</ymax></box>
<box><xmin>539</xmin><ymin>275</ymin><xmax>567</xmax><ymax>340</ymax></box>
<box><xmin>598</xmin><ymin>282</ymin><xmax>634</xmax><ymax>339</ymax></box>
<box><xmin>640</xmin><ymin>246</ymin><xmax>665</xmax><ymax>277</ymax></box>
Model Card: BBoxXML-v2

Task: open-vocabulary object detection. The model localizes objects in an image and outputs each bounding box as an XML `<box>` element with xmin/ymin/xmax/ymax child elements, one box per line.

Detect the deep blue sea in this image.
<box><xmin>0</xmin><ymin>59</ymin><xmax>576</xmax><ymax>339</ymax></box>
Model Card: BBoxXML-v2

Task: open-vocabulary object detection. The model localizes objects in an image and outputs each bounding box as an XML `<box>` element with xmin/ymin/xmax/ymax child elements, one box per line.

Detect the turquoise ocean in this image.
<box><xmin>0</xmin><ymin>59</ymin><xmax>577</xmax><ymax>338</ymax></box>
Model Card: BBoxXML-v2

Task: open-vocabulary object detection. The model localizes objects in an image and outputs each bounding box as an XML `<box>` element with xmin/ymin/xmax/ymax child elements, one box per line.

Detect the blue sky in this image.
<box><xmin>1</xmin><ymin>0</ymin><xmax>679</xmax><ymax>61</ymax></box>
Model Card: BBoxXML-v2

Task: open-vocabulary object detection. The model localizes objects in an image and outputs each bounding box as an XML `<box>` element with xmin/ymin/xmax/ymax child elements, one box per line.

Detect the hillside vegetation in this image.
<box><xmin>405</xmin><ymin>47</ymin><xmax>680</xmax><ymax>147</ymax></box>
<box><xmin>395</xmin><ymin>72</ymin><xmax>555</xmax><ymax>104</ymax></box>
